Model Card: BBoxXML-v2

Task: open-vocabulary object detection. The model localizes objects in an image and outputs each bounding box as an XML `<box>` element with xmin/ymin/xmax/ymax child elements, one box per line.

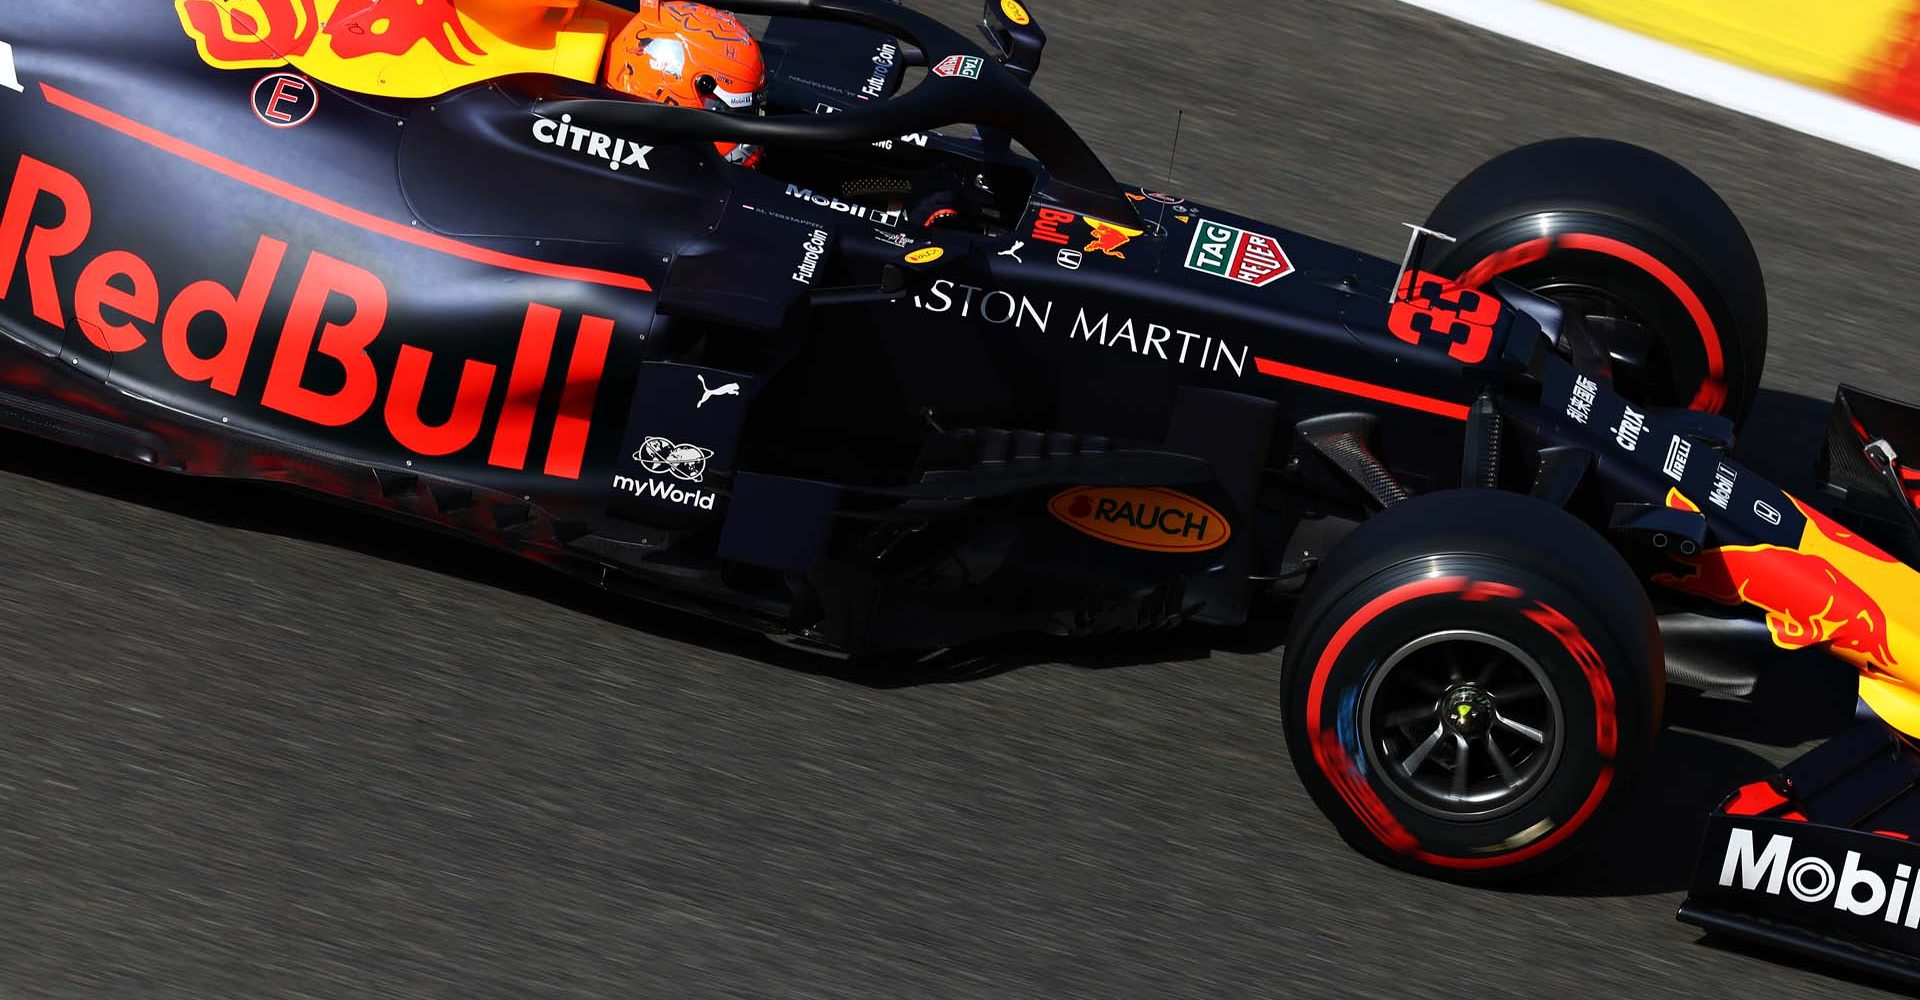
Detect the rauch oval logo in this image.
<box><xmin>1047</xmin><ymin>487</ymin><xmax>1231</xmax><ymax>553</ymax></box>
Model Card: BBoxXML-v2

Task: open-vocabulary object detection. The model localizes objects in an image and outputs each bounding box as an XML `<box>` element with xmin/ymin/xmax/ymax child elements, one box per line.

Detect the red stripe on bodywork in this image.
<box><xmin>40</xmin><ymin>84</ymin><xmax>654</xmax><ymax>294</ymax></box>
<box><xmin>544</xmin><ymin>314</ymin><xmax>613</xmax><ymax>479</ymax></box>
<box><xmin>488</xmin><ymin>303</ymin><xmax>560</xmax><ymax>472</ymax></box>
<box><xmin>1254</xmin><ymin>357</ymin><xmax>1471</xmax><ymax>421</ymax></box>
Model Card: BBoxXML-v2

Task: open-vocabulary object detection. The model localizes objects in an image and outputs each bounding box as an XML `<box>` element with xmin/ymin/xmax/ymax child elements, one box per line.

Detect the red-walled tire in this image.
<box><xmin>1426</xmin><ymin>138</ymin><xmax>1766</xmax><ymax>427</ymax></box>
<box><xmin>1281</xmin><ymin>490</ymin><xmax>1662</xmax><ymax>882</ymax></box>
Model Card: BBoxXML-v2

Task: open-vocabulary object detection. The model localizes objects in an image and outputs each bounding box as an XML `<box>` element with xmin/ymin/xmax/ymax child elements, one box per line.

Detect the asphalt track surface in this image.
<box><xmin>4</xmin><ymin>2</ymin><xmax>1918</xmax><ymax>998</ymax></box>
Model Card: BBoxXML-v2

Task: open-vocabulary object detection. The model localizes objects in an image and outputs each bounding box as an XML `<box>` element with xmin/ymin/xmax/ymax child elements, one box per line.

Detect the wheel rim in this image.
<box><xmin>1359</xmin><ymin>630</ymin><xmax>1566</xmax><ymax>821</ymax></box>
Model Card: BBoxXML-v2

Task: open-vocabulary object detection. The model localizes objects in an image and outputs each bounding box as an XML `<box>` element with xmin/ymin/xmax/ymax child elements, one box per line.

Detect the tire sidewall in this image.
<box><xmin>1442</xmin><ymin>213</ymin><xmax>1751</xmax><ymax>420</ymax></box>
<box><xmin>1285</xmin><ymin>554</ymin><xmax>1646</xmax><ymax>875</ymax></box>
<box><xmin>1425</xmin><ymin>138</ymin><xmax>1767</xmax><ymax>426</ymax></box>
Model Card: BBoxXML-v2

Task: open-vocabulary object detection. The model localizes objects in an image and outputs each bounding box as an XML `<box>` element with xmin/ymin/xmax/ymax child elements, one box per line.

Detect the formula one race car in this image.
<box><xmin>4</xmin><ymin>0</ymin><xmax>1920</xmax><ymax>983</ymax></box>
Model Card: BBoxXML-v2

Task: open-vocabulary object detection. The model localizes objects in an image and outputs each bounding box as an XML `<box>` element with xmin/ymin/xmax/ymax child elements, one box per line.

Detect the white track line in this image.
<box><xmin>1395</xmin><ymin>0</ymin><xmax>1920</xmax><ymax>171</ymax></box>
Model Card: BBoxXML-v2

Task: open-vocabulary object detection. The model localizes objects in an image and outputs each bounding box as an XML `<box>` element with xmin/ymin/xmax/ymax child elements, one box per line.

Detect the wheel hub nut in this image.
<box><xmin>1442</xmin><ymin>687</ymin><xmax>1496</xmax><ymax>737</ymax></box>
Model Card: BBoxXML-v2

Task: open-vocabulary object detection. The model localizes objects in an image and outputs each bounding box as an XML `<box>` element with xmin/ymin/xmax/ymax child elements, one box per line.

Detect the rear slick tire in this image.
<box><xmin>1281</xmin><ymin>490</ymin><xmax>1662</xmax><ymax>882</ymax></box>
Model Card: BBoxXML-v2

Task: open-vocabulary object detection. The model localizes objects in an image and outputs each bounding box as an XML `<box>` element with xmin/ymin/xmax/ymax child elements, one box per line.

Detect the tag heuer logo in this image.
<box><xmin>932</xmin><ymin>55</ymin><xmax>985</xmax><ymax>80</ymax></box>
<box><xmin>1185</xmin><ymin>220</ymin><xmax>1294</xmax><ymax>287</ymax></box>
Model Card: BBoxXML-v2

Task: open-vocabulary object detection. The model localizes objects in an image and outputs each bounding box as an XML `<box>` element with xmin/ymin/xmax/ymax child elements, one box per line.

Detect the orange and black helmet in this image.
<box><xmin>605</xmin><ymin>1</ymin><xmax>767</xmax><ymax>166</ymax></box>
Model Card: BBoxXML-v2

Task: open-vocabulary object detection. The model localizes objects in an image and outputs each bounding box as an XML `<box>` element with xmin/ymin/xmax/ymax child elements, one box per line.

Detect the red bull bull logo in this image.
<box><xmin>178</xmin><ymin>0</ymin><xmax>322</xmax><ymax>68</ymax></box>
<box><xmin>178</xmin><ymin>0</ymin><xmax>483</xmax><ymax>67</ymax></box>
<box><xmin>1083</xmin><ymin>218</ymin><xmax>1144</xmax><ymax>259</ymax></box>
<box><xmin>1658</xmin><ymin>490</ymin><xmax>1899</xmax><ymax>669</ymax></box>
<box><xmin>327</xmin><ymin>0</ymin><xmax>485</xmax><ymax>64</ymax></box>
<box><xmin>1027</xmin><ymin>209</ymin><xmax>1146</xmax><ymax>260</ymax></box>
<box><xmin>173</xmin><ymin>0</ymin><xmax>607</xmax><ymax>99</ymax></box>
<box><xmin>1658</xmin><ymin>546</ymin><xmax>1896</xmax><ymax>667</ymax></box>
<box><xmin>1656</xmin><ymin>489</ymin><xmax>1920</xmax><ymax>736</ymax></box>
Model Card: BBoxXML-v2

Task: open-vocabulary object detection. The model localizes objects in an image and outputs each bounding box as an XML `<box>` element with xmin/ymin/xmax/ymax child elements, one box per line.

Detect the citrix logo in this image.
<box><xmin>1719</xmin><ymin>828</ymin><xmax>1920</xmax><ymax>926</ymax></box>
<box><xmin>532</xmin><ymin>114</ymin><xmax>653</xmax><ymax>171</ymax></box>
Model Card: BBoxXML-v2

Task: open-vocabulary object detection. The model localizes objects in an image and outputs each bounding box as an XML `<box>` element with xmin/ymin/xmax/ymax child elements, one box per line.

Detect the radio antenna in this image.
<box><xmin>1165</xmin><ymin>109</ymin><xmax>1185</xmax><ymax>191</ymax></box>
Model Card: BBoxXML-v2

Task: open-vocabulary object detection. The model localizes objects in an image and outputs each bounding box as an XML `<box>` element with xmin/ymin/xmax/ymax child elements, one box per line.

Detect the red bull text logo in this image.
<box><xmin>0</xmin><ymin>154</ymin><xmax>610</xmax><ymax>478</ymax></box>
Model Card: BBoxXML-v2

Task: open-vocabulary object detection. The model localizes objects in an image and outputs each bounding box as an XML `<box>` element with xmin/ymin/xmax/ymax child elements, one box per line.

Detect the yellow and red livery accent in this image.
<box><xmin>174</xmin><ymin>0</ymin><xmax>633</xmax><ymax>99</ymax></box>
<box><xmin>1658</xmin><ymin>488</ymin><xmax>1920</xmax><ymax>734</ymax></box>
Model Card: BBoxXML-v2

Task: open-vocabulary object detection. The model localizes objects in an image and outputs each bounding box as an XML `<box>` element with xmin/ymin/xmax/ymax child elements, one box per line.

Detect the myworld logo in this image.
<box><xmin>613</xmin><ymin>473</ymin><xmax>717</xmax><ymax>511</ymax></box>
<box><xmin>1718</xmin><ymin>828</ymin><xmax>1920</xmax><ymax>926</ymax></box>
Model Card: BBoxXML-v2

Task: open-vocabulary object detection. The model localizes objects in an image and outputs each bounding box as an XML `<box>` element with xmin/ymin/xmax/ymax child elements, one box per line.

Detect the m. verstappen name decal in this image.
<box><xmin>1048</xmin><ymin>486</ymin><xmax>1231</xmax><ymax>553</ymax></box>
<box><xmin>0</xmin><ymin>154</ymin><xmax>612</xmax><ymax>478</ymax></box>
<box><xmin>1718</xmin><ymin>828</ymin><xmax>1920</xmax><ymax>927</ymax></box>
<box><xmin>908</xmin><ymin>279</ymin><xmax>1250</xmax><ymax>376</ymax></box>
<box><xmin>531</xmin><ymin>114</ymin><xmax>653</xmax><ymax>171</ymax></box>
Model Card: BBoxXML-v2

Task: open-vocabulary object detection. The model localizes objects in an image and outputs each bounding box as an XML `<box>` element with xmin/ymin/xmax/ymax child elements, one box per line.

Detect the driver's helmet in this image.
<box><xmin>605</xmin><ymin>1</ymin><xmax>767</xmax><ymax>167</ymax></box>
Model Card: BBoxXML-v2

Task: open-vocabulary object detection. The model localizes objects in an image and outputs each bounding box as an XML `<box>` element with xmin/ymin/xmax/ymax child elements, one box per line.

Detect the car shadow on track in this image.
<box><xmin>0</xmin><ymin>385</ymin><xmax>1874</xmax><ymax>900</ymax></box>
<box><xmin>1519</xmin><ymin>655</ymin><xmax>1860</xmax><ymax>899</ymax></box>
<box><xmin>1511</xmin><ymin>386</ymin><xmax>1864</xmax><ymax>899</ymax></box>
<box><xmin>0</xmin><ymin>426</ymin><xmax>1221</xmax><ymax>690</ymax></box>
